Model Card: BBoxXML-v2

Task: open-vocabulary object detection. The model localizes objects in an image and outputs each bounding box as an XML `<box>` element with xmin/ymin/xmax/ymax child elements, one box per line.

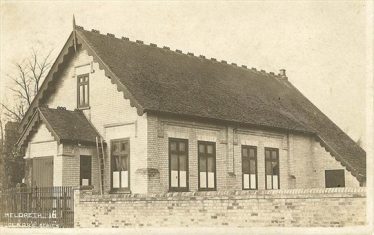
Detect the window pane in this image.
<box><xmin>179</xmin><ymin>142</ymin><xmax>186</xmax><ymax>152</ymax></box>
<box><xmin>170</xmin><ymin>141</ymin><xmax>177</xmax><ymax>151</ymax></box>
<box><xmin>79</xmin><ymin>85</ymin><xmax>84</xmax><ymax>105</ymax></box>
<box><xmin>272</xmin><ymin>150</ymin><xmax>277</xmax><ymax>161</ymax></box>
<box><xmin>112</xmin><ymin>155</ymin><xmax>120</xmax><ymax>171</ymax></box>
<box><xmin>208</xmin><ymin>172</ymin><xmax>215</xmax><ymax>188</ymax></box>
<box><xmin>180</xmin><ymin>171</ymin><xmax>187</xmax><ymax>187</ymax></box>
<box><xmin>207</xmin><ymin>156</ymin><xmax>215</xmax><ymax>172</ymax></box>
<box><xmin>199</xmin><ymin>144</ymin><xmax>205</xmax><ymax>153</ymax></box>
<box><xmin>243</xmin><ymin>174</ymin><xmax>250</xmax><ymax>189</ymax></box>
<box><xmin>272</xmin><ymin>161</ymin><xmax>278</xmax><ymax>175</ymax></box>
<box><xmin>207</xmin><ymin>145</ymin><xmax>213</xmax><ymax>154</ymax></box>
<box><xmin>84</xmin><ymin>84</ymin><xmax>89</xmax><ymax>104</ymax></box>
<box><xmin>250</xmin><ymin>174</ymin><xmax>256</xmax><ymax>189</ymax></box>
<box><xmin>242</xmin><ymin>148</ymin><xmax>248</xmax><ymax>157</ymax></box>
<box><xmin>199</xmin><ymin>156</ymin><xmax>206</xmax><ymax>172</ymax></box>
<box><xmin>112</xmin><ymin>142</ymin><xmax>118</xmax><ymax>152</ymax></box>
<box><xmin>179</xmin><ymin>154</ymin><xmax>187</xmax><ymax>171</ymax></box>
<box><xmin>171</xmin><ymin>170</ymin><xmax>178</xmax><ymax>187</ymax></box>
<box><xmin>171</xmin><ymin>154</ymin><xmax>178</xmax><ymax>171</ymax></box>
<box><xmin>121</xmin><ymin>155</ymin><xmax>128</xmax><ymax>171</ymax></box>
<box><xmin>249</xmin><ymin>159</ymin><xmax>256</xmax><ymax>174</ymax></box>
<box><xmin>242</xmin><ymin>158</ymin><xmax>249</xmax><ymax>174</ymax></box>
<box><xmin>273</xmin><ymin>175</ymin><xmax>279</xmax><ymax>189</ymax></box>
<box><xmin>200</xmin><ymin>172</ymin><xmax>206</xmax><ymax>188</ymax></box>
<box><xmin>266</xmin><ymin>175</ymin><xmax>272</xmax><ymax>189</ymax></box>
<box><xmin>265</xmin><ymin>161</ymin><xmax>272</xmax><ymax>175</ymax></box>
<box><xmin>113</xmin><ymin>171</ymin><xmax>120</xmax><ymax>188</ymax></box>
<box><xmin>265</xmin><ymin>150</ymin><xmax>270</xmax><ymax>160</ymax></box>
<box><xmin>249</xmin><ymin>148</ymin><xmax>255</xmax><ymax>158</ymax></box>
<box><xmin>121</xmin><ymin>142</ymin><xmax>126</xmax><ymax>152</ymax></box>
<box><xmin>121</xmin><ymin>170</ymin><xmax>128</xmax><ymax>188</ymax></box>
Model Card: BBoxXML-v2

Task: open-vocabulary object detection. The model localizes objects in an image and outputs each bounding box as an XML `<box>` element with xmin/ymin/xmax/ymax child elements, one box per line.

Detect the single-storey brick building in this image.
<box><xmin>16</xmin><ymin>21</ymin><xmax>366</xmax><ymax>195</ymax></box>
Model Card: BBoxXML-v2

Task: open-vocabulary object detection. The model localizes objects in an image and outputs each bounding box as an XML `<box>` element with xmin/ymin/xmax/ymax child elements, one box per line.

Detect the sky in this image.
<box><xmin>0</xmin><ymin>1</ymin><xmax>370</xmax><ymax>148</ymax></box>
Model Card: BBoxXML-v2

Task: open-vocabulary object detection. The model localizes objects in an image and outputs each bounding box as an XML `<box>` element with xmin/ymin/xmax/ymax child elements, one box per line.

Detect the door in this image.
<box><xmin>32</xmin><ymin>156</ymin><xmax>53</xmax><ymax>187</ymax></box>
<box><xmin>80</xmin><ymin>155</ymin><xmax>92</xmax><ymax>186</ymax></box>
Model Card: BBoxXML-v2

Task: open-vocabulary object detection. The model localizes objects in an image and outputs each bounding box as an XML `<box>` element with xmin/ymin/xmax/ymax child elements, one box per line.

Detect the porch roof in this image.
<box><xmin>18</xmin><ymin>107</ymin><xmax>100</xmax><ymax>147</ymax></box>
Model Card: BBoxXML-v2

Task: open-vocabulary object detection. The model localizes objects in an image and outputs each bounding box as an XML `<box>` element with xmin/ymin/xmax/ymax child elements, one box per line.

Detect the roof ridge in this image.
<box><xmin>38</xmin><ymin>105</ymin><xmax>79</xmax><ymax>114</ymax></box>
<box><xmin>76</xmin><ymin>25</ymin><xmax>285</xmax><ymax>81</ymax></box>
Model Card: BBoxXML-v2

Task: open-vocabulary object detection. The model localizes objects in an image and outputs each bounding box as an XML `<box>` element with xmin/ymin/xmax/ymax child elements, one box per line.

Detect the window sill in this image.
<box><xmin>109</xmin><ymin>189</ymin><xmax>131</xmax><ymax>194</ymax></box>
<box><xmin>198</xmin><ymin>188</ymin><xmax>216</xmax><ymax>192</ymax></box>
<box><xmin>77</xmin><ymin>106</ymin><xmax>90</xmax><ymax>110</ymax></box>
<box><xmin>169</xmin><ymin>189</ymin><xmax>190</xmax><ymax>193</ymax></box>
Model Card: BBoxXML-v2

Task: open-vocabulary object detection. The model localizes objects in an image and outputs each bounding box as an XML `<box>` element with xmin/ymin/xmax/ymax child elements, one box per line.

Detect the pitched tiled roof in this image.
<box><xmin>39</xmin><ymin>107</ymin><xmax>100</xmax><ymax>144</ymax></box>
<box><xmin>18</xmin><ymin>107</ymin><xmax>100</xmax><ymax>146</ymax></box>
<box><xmin>75</xmin><ymin>28</ymin><xmax>365</xmax><ymax>181</ymax></box>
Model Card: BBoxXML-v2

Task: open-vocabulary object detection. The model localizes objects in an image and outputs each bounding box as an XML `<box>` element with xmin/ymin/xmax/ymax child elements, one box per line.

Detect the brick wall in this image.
<box><xmin>74</xmin><ymin>187</ymin><xmax>366</xmax><ymax>228</ymax></box>
<box><xmin>147</xmin><ymin>115</ymin><xmax>361</xmax><ymax>194</ymax></box>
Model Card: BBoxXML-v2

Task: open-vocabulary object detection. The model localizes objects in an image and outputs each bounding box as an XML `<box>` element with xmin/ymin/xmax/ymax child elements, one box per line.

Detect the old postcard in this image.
<box><xmin>0</xmin><ymin>1</ymin><xmax>372</xmax><ymax>234</ymax></box>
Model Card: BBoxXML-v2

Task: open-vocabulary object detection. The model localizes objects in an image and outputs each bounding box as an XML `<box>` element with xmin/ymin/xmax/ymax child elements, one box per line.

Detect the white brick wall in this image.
<box><xmin>147</xmin><ymin>115</ymin><xmax>361</xmax><ymax>194</ymax></box>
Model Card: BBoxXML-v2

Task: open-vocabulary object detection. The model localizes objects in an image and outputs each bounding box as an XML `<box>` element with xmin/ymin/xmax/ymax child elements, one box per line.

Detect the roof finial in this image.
<box><xmin>73</xmin><ymin>14</ymin><xmax>77</xmax><ymax>52</ymax></box>
<box><xmin>73</xmin><ymin>14</ymin><xmax>76</xmax><ymax>30</ymax></box>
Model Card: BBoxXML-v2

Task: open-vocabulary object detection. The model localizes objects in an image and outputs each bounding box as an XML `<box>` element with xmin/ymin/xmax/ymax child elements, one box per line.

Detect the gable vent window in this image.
<box><xmin>325</xmin><ymin>169</ymin><xmax>345</xmax><ymax>188</ymax></box>
<box><xmin>77</xmin><ymin>74</ymin><xmax>89</xmax><ymax>108</ymax></box>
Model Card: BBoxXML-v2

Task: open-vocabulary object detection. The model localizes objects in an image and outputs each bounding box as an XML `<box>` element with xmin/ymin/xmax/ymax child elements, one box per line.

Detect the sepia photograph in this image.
<box><xmin>0</xmin><ymin>1</ymin><xmax>373</xmax><ymax>234</ymax></box>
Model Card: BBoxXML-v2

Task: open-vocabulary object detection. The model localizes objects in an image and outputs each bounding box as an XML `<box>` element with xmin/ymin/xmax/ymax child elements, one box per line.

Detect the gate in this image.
<box><xmin>0</xmin><ymin>186</ymin><xmax>74</xmax><ymax>228</ymax></box>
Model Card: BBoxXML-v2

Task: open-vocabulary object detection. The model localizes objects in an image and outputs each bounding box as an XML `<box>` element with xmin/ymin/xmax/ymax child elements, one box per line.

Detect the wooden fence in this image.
<box><xmin>0</xmin><ymin>186</ymin><xmax>74</xmax><ymax>228</ymax></box>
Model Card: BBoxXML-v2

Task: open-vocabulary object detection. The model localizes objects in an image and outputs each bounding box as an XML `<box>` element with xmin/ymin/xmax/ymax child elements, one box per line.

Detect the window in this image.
<box><xmin>77</xmin><ymin>74</ymin><xmax>89</xmax><ymax>108</ymax></box>
<box><xmin>80</xmin><ymin>155</ymin><xmax>92</xmax><ymax>186</ymax></box>
<box><xmin>111</xmin><ymin>139</ymin><xmax>130</xmax><ymax>191</ymax></box>
<box><xmin>242</xmin><ymin>146</ymin><xmax>257</xmax><ymax>190</ymax></box>
<box><xmin>198</xmin><ymin>141</ymin><xmax>216</xmax><ymax>191</ymax></box>
<box><xmin>169</xmin><ymin>138</ymin><xmax>189</xmax><ymax>191</ymax></box>
<box><xmin>265</xmin><ymin>148</ymin><xmax>279</xmax><ymax>189</ymax></box>
<box><xmin>325</xmin><ymin>170</ymin><xmax>345</xmax><ymax>188</ymax></box>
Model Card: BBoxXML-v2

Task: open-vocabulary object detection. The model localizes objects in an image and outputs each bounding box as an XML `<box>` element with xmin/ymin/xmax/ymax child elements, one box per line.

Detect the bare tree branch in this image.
<box><xmin>2</xmin><ymin>48</ymin><xmax>53</xmax><ymax>123</ymax></box>
<box><xmin>0</xmin><ymin>103</ymin><xmax>22</xmax><ymax>122</ymax></box>
<box><xmin>28</xmin><ymin>48</ymin><xmax>53</xmax><ymax>96</ymax></box>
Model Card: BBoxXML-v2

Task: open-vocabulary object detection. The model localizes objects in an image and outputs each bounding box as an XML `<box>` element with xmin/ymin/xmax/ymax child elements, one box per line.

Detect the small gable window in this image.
<box><xmin>325</xmin><ymin>169</ymin><xmax>345</xmax><ymax>188</ymax></box>
<box><xmin>77</xmin><ymin>74</ymin><xmax>89</xmax><ymax>108</ymax></box>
